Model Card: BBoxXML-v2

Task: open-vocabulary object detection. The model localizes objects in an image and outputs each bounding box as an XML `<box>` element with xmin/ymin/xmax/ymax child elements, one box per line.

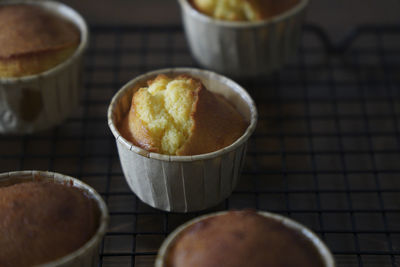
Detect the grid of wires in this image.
<box><xmin>0</xmin><ymin>25</ymin><xmax>399</xmax><ymax>267</ymax></box>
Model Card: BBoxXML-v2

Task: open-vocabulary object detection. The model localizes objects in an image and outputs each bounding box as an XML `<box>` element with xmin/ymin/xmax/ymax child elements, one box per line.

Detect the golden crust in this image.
<box><xmin>0</xmin><ymin>4</ymin><xmax>80</xmax><ymax>77</ymax></box>
<box><xmin>129</xmin><ymin>97</ymin><xmax>160</xmax><ymax>152</ymax></box>
<box><xmin>0</xmin><ymin>181</ymin><xmax>99</xmax><ymax>267</ymax></box>
<box><xmin>176</xmin><ymin>80</ymin><xmax>247</xmax><ymax>155</ymax></box>
<box><xmin>119</xmin><ymin>74</ymin><xmax>248</xmax><ymax>156</ymax></box>
<box><xmin>0</xmin><ymin>4</ymin><xmax>80</xmax><ymax>59</ymax></box>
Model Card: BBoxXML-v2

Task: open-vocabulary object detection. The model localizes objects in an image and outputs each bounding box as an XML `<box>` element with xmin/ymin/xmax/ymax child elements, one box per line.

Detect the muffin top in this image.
<box><xmin>0</xmin><ymin>181</ymin><xmax>99</xmax><ymax>267</ymax></box>
<box><xmin>119</xmin><ymin>74</ymin><xmax>248</xmax><ymax>156</ymax></box>
<box><xmin>0</xmin><ymin>4</ymin><xmax>80</xmax><ymax>59</ymax></box>
<box><xmin>165</xmin><ymin>210</ymin><xmax>325</xmax><ymax>267</ymax></box>
<box><xmin>191</xmin><ymin>0</ymin><xmax>299</xmax><ymax>21</ymax></box>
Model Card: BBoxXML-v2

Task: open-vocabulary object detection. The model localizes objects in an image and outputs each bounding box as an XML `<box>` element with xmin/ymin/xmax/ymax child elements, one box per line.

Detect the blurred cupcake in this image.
<box><xmin>156</xmin><ymin>210</ymin><xmax>335</xmax><ymax>267</ymax></box>
<box><xmin>108</xmin><ymin>68</ymin><xmax>257</xmax><ymax>212</ymax></box>
<box><xmin>191</xmin><ymin>0</ymin><xmax>298</xmax><ymax>22</ymax></box>
<box><xmin>178</xmin><ymin>0</ymin><xmax>309</xmax><ymax>77</ymax></box>
<box><xmin>0</xmin><ymin>170</ymin><xmax>108</xmax><ymax>267</ymax></box>
<box><xmin>0</xmin><ymin>0</ymin><xmax>89</xmax><ymax>134</ymax></box>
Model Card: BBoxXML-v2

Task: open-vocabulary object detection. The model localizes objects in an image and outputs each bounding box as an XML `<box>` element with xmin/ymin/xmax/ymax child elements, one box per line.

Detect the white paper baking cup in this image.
<box><xmin>177</xmin><ymin>0</ymin><xmax>308</xmax><ymax>77</ymax></box>
<box><xmin>155</xmin><ymin>210</ymin><xmax>335</xmax><ymax>267</ymax></box>
<box><xmin>108</xmin><ymin>68</ymin><xmax>257</xmax><ymax>212</ymax></box>
<box><xmin>0</xmin><ymin>170</ymin><xmax>109</xmax><ymax>267</ymax></box>
<box><xmin>0</xmin><ymin>0</ymin><xmax>89</xmax><ymax>134</ymax></box>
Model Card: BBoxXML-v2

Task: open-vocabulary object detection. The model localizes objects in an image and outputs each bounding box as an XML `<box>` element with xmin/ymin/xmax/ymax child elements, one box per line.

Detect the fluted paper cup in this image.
<box><xmin>0</xmin><ymin>0</ymin><xmax>89</xmax><ymax>134</ymax></box>
<box><xmin>108</xmin><ymin>68</ymin><xmax>257</xmax><ymax>212</ymax></box>
<box><xmin>155</xmin><ymin>210</ymin><xmax>335</xmax><ymax>267</ymax></box>
<box><xmin>0</xmin><ymin>170</ymin><xmax>109</xmax><ymax>267</ymax></box>
<box><xmin>178</xmin><ymin>0</ymin><xmax>308</xmax><ymax>77</ymax></box>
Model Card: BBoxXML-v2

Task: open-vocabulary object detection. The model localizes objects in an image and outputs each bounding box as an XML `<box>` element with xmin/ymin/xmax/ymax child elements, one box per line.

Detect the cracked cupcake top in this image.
<box><xmin>191</xmin><ymin>0</ymin><xmax>299</xmax><ymax>22</ymax></box>
<box><xmin>119</xmin><ymin>74</ymin><xmax>248</xmax><ymax>155</ymax></box>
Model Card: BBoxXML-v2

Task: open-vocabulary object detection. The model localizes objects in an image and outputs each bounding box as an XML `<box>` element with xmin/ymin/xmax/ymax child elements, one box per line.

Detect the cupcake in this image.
<box><xmin>177</xmin><ymin>0</ymin><xmax>309</xmax><ymax>77</ymax></box>
<box><xmin>108</xmin><ymin>68</ymin><xmax>257</xmax><ymax>212</ymax></box>
<box><xmin>156</xmin><ymin>210</ymin><xmax>335</xmax><ymax>267</ymax></box>
<box><xmin>0</xmin><ymin>170</ymin><xmax>108</xmax><ymax>267</ymax></box>
<box><xmin>0</xmin><ymin>1</ymin><xmax>89</xmax><ymax>134</ymax></box>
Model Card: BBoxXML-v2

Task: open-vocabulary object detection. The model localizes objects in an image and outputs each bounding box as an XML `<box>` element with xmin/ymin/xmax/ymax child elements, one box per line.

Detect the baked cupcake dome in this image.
<box><xmin>119</xmin><ymin>74</ymin><xmax>248</xmax><ymax>155</ymax></box>
<box><xmin>0</xmin><ymin>171</ymin><xmax>108</xmax><ymax>267</ymax></box>
<box><xmin>0</xmin><ymin>182</ymin><xmax>98</xmax><ymax>266</ymax></box>
<box><xmin>0</xmin><ymin>4</ymin><xmax>80</xmax><ymax>78</ymax></box>
<box><xmin>156</xmin><ymin>210</ymin><xmax>335</xmax><ymax>267</ymax></box>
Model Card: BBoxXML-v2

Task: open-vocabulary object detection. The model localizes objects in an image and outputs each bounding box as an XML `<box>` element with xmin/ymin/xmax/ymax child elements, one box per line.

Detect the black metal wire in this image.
<box><xmin>0</xmin><ymin>25</ymin><xmax>400</xmax><ymax>266</ymax></box>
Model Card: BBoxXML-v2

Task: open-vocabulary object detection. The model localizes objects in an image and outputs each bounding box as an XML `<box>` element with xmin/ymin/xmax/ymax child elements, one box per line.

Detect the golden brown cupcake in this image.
<box><xmin>0</xmin><ymin>4</ymin><xmax>80</xmax><ymax>77</ymax></box>
<box><xmin>190</xmin><ymin>0</ymin><xmax>299</xmax><ymax>21</ymax></box>
<box><xmin>109</xmin><ymin>68</ymin><xmax>257</xmax><ymax>212</ymax></box>
<box><xmin>165</xmin><ymin>210</ymin><xmax>326</xmax><ymax>267</ymax></box>
<box><xmin>0</xmin><ymin>181</ymin><xmax>99</xmax><ymax>267</ymax></box>
<box><xmin>119</xmin><ymin>74</ymin><xmax>248</xmax><ymax>156</ymax></box>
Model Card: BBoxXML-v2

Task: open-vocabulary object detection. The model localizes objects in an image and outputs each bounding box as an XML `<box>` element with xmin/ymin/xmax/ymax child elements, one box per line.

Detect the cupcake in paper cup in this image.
<box><xmin>108</xmin><ymin>68</ymin><xmax>257</xmax><ymax>212</ymax></box>
<box><xmin>0</xmin><ymin>170</ymin><xmax>108</xmax><ymax>267</ymax></box>
<box><xmin>177</xmin><ymin>0</ymin><xmax>309</xmax><ymax>77</ymax></box>
<box><xmin>155</xmin><ymin>210</ymin><xmax>335</xmax><ymax>267</ymax></box>
<box><xmin>0</xmin><ymin>0</ymin><xmax>89</xmax><ymax>134</ymax></box>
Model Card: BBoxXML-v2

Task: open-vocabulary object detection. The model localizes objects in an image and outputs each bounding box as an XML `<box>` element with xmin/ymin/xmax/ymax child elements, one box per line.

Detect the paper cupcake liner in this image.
<box><xmin>108</xmin><ymin>68</ymin><xmax>258</xmax><ymax>212</ymax></box>
<box><xmin>0</xmin><ymin>170</ymin><xmax>109</xmax><ymax>267</ymax></box>
<box><xmin>178</xmin><ymin>0</ymin><xmax>308</xmax><ymax>77</ymax></box>
<box><xmin>0</xmin><ymin>0</ymin><xmax>88</xmax><ymax>134</ymax></box>
<box><xmin>155</xmin><ymin>210</ymin><xmax>336</xmax><ymax>267</ymax></box>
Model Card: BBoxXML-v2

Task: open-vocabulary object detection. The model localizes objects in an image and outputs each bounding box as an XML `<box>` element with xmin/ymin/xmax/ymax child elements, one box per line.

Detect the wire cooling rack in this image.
<box><xmin>1</xmin><ymin>25</ymin><xmax>400</xmax><ymax>267</ymax></box>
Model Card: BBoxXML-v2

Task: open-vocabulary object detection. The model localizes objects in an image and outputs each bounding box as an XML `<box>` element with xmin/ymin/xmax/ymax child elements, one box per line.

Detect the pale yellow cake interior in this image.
<box><xmin>192</xmin><ymin>0</ymin><xmax>262</xmax><ymax>21</ymax></box>
<box><xmin>131</xmin><ymin>75</ymin><xmax>196</xmax><ymax>155</ymax></box>
<box><xmin>191</xmin><ymin>0</ymin><xmax>299</xmax><ymax>22</ymax></box>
